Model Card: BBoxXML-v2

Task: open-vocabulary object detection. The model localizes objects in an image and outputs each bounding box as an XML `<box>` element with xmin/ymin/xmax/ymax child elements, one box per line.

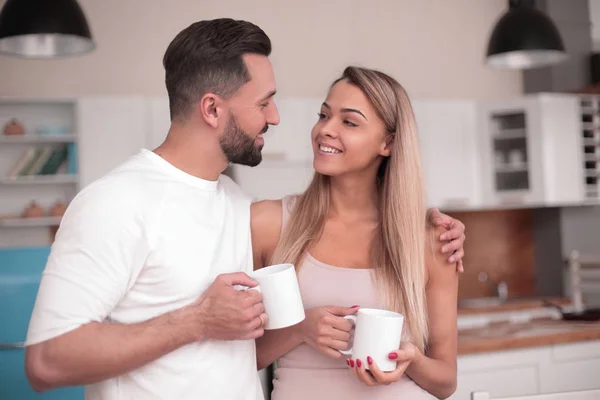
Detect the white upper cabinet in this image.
<box><xmin>413</xmin><ymin>100</ymin><xmax>482</xmax><ymax>210</ymax></box>
<box><xmin>477</xmin><ymin>94</ymin><xmax>584</xmax><ymax>207</ymax></box>
<box><xmin>77</xmin><ymin>97</ymin><xmax>149</xmax><ymax>189</ymax></box>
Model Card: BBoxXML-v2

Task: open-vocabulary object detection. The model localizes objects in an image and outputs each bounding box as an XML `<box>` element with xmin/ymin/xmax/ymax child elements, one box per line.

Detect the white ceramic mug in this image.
<box><xmin>339</xmin><ymin>308</ymin><xmax>404</xmax><ymax>372</ymax></box>
<box><xmin>248</xmin><ymin>263</ymin><xmax>305</xmax><ymax>330</ymax></box>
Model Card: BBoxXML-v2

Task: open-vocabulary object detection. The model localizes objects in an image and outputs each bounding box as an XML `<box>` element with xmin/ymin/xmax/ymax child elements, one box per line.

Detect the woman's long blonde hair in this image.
<box><xmin>271</xmin><ymin>66</ymin><xmax>428</xmax><ymax>352</ymax></box>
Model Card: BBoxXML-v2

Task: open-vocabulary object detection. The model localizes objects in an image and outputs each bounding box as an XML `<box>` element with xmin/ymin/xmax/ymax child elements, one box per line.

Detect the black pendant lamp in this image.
<box><xmin>486</xmin><ymin>0</ymin><xmax>567</xmax><ymax>69</ymax></box>
<box><xmin>0</xmin><ymin>0</ymin><xmax>95</xmax><ymax>59</ymax></box>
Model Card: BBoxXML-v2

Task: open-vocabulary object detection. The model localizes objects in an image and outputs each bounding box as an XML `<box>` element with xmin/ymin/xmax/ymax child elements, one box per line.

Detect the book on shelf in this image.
<box><xmin>5</xmin><ymin>144</ymin><xmax>75</xmax><ymax>178</ymax></box>
<box><xmin>67</xmin><ymin>142</ymin><xmax>78</xmax><ymax>175</ymax></box>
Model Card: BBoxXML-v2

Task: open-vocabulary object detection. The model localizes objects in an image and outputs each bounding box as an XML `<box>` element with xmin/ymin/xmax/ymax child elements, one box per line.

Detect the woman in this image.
<box><xmin>252</xmin><ymin>66</ymin><xmax>460</xmax><ymax>399</ymax></box>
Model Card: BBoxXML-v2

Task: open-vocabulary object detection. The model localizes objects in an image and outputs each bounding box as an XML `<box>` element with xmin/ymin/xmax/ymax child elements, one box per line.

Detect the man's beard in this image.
<box><xmin>219</xmin><ymin>115</ymin><xmax>268</xmax><ymax>167</ymax></box>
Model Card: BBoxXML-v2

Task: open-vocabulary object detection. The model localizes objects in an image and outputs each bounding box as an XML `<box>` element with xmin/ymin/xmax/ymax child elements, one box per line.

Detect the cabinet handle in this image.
<box><xmin>0</xmin><ymin>342</ymin><xmax>25</xmax><ymax>349</ymax></box>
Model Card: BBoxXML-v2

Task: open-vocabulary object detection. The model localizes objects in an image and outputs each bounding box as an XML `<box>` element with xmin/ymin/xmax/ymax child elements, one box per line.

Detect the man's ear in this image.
<box><xmin>380</xmin><ymin>135</ymin><xmax>394</xmax><ymax>157</ymax></box>
<box><xmin>198</xmin><ymin>93</ymin><xmax>225</xmax><ymax>129</ymax></box>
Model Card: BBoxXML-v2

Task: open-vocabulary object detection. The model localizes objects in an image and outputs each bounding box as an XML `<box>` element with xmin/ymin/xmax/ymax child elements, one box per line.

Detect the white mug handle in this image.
<box><xmin>338</xmin><ymin>315</ymin><xmax>357</xmax><ymax>356</ymax></box>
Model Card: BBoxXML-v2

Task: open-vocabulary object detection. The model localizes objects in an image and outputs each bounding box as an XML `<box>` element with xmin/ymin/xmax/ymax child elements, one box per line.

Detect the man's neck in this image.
<box><xmin>153</xmin><ymin>124</ymin><xmax>228</xmax><ymax>181</ymax></box>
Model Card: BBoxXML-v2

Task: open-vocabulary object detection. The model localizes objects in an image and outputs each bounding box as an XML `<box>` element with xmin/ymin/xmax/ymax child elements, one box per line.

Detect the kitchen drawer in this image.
<box><xmin>0</xmin><ymin>347</ymin><xmax>83</xmax><ymax>399</ymax></box>
<box><xmin>452</xmin><ymin>366</ymin><xmax>538</xmax><ymax>400</ymax></box>
<box><xmin>0</xmin><ymin>246</ymin><xmax>84</xmax><ymax>399</ymax></box>
<box><xmin>0</xmin><ymin>246</ymin><xmax>51</xmax><ymax>341</ymax></box>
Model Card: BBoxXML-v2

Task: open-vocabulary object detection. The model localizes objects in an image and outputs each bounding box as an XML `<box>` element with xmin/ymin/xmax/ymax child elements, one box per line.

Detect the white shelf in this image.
<box><xmin>584</xmin><ymin>154</ymin><xmax>600</xmax><ymax>162</ymax></box>
<box><xmin>0</xmin><ymin>134</ymin><xmax>76</xmax><ymax>144</ymax></box>
<box><xmin>495</xmin><ymin>164</ymin><xmax>528</xmax><ymax>173</ymax></box>
<box><xmin>583</xmin><ymin>138</ymin><xmax>600</xmax><ymax>146</ymax></box>
<box><xmin>581</xmin><ymin>122</ymin><xmax>600</xmax><ymax>131</ymax></box>
<box><xmin>586</xmin><ymin>186</ymin><xmax>599</xmax><ymax>196</ymax></box>
<box><xmin>0</xmin><ymin>216</ymin><xmax>61</xmax><ymax>227</ymax></box>
<box><xmin>0</xmin><ymin>174</ymin><xmax>78</xmax><ymax>185</ymax></box>
<box><xmin>492</xmin><ymin>129</ymin><xmax>526</xmax><ymax>140</ymax></box>
<box><xmin>580</xmin><ymin>106</ymin><xmax>598</xmax><ymax>114</ymax></box>
<box><xmin>0</xmin><ymin>98</ymin><xmax>78</xmax><ymax>247</ymax></box>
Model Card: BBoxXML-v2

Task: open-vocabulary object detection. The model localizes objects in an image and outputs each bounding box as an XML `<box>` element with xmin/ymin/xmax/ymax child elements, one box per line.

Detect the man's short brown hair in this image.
<box><xmin>163</xmin><ymin>18</ymin><xmax>272</xmax><ymax>122</ymax></box>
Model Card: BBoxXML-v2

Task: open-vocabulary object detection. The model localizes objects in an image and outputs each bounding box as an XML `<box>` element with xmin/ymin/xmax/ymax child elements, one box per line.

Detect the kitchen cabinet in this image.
<box><xmin>454</xmin><ymin>366</ymin><xmax>539</xmax><ymax>399</ymax></box>
<box><xmin>413</xmin><ymin>94</ymin><xmax>592</xmax><ymax>210</ymax></box>
<box><xmin>77</xmin><ymin>95</ymin><xmax>320</xmax><ymax>203</ymax></box>
<box><xmin>450</xmin><ymin>340</ymin><xmax>600</xmax><ymax>400</ymax></box>
<box><xmin>146</xmin><ymin>96</ymin><xmax>322</xmax><ymax>163</ymax></box>
<box><xmin>539</xmin><ymin>340</ymin><xmax>600</xmax><ymax>393</ymax></box>
<box><xmin>77</xmin><ymin>97</ymin><xmax>149</xmax><ymax>189</ymax></box>
<box><xmin>477</xmin><ymin>93</ymin><xmax>584</xmax><ymax>207</ymax></box>
<box><xmin>235</xmin><ymin>98</ymin><xmax>485</xmax><ymax>206</ymax></box>
<box><xmin>0</xmin><ymin>246</ymin><xmax>83</xmax><ymax>399</ymax></box>
<box><xmin>9</xmin><ymin>94</ymin><xmax>593</xmax><ymax>221</ymax></box>
<box><xmin>259</xmin><ymin>97</ymin><xmax>321</xmax><ymax>162</ymax></box>
<box><xmin>231</xmin><ymin>160</ymin><xmax>315</xmax><ymax>201</ymax></box>
<box><xmin>412</xmin><ymin>100</ymin><xmax>482</xmax><ymax>210</ymax></box>
<box><xmin>229</xmin><ymin>97</ymin><xmax>320</xmax><ymax>201</ymax></box>
<box><xmin>452</xmin><ymin>347</ymin><xmax>541</xmax><ymax>400</ymax></box>
<box><xmin>232</xmin><ymin>94</ymin><xmax>593</xmax><ymax>209</ymax></box>
<box><xmin>577</xmin><ymin>95</ymin><xmax>600</xmax><ymax>204</ymax></box>
<box><xmin>76</xmin><ymin>95</ymin><xmax>589</xmax><ymax>210</ymax></box>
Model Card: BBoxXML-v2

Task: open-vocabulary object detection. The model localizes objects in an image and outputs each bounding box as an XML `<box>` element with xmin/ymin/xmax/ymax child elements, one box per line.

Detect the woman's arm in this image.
<box><xmin>405</xmin><ymin>224</ymin><xmax>459</xmax><ymax>399</ymax></box>
<box><xmin>350</xmin><ymin>225</ymin><xmax>458</xmax><ymax>398</ymax></box>
<box><xmin>251</xmin><ymin>200</ymin><xmax>304</xmax><ymax>370</ymax></box>
<box><xmin>251</xmin><ymin>200</ymin><xmax>357</xmax><ymax>370</ymax></box>
<box><xmin>250</xmin><ymin>199</ymin><xmax>282</xmax><ymax>272</ymax></box>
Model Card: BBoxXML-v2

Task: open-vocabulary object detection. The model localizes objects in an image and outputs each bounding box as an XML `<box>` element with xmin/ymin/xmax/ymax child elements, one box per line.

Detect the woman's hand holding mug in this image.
<box><xmin>298</xmin><ymin>305</ymin><xmax>359</xmax><ymax>359</ymax></box>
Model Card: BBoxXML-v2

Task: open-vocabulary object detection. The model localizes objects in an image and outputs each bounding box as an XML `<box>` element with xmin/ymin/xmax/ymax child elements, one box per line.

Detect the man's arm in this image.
<box><xmin>26</xmin><ymin>306</ymin><xmax>196</xmax><ymax>390</ymax></box>
<box><xmin>26</xmin><ymin>272</ymin><xmax>264</xmax><ymax>392</ymax></box>
<box><xmin>25</xmin><ymin>185</ymin><xmax>266</xmax><ymax>392</ymax></box>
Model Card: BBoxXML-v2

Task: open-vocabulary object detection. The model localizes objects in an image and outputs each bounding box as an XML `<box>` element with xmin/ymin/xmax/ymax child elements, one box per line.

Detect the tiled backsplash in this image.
<box><xmin>447</xmin><ymin>208</ymin><xmax>536</xmax><ymax>299</ymax></box>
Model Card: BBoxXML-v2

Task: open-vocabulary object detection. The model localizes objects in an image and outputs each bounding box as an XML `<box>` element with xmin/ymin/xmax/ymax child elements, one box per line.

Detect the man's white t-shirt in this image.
<box><xmin>26</xmin><ymin>149</ymin><xmax>264</xmax><ymax>400</ymax></box>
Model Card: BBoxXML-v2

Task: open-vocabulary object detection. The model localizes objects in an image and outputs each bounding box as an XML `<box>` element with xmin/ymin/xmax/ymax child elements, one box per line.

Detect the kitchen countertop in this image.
<box><xmin>458</xmin><ymin>317</ymin><xmax>600</xmax><ymax>355</ymax></box>
<box><xmin>457</xmin><ymin>297</ymin><xmax>600</xmax><ymax>355</ymax></box>
<box><xmin>457</xmin><ymin>297</ymin><xmax>571</xmax><ymax>316</ymax></box>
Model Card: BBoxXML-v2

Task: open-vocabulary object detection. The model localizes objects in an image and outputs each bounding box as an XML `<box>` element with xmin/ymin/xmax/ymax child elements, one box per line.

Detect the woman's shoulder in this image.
<box><xmin>251</xmin><ymin>199</ymin><xmax>283</xmax><ymax>232</ymax></box>
<box><xmin>251</xmin><ymin>194</ymin><xmax>299</xmax><ymax>221</ymax></box>
<box><xmin>251</xmin><ymin>195</ymin><xmax>301</xmax><ymax>262</ymax></box>
<box><xmin>250</xmin><ymin>199</ymin><xmax>284</xmax><ymax>269</ymax></box>
<box><xmin>251</xmin><ymin>198</ymin><xmax>283</xmax><ymax>214</ymax></box>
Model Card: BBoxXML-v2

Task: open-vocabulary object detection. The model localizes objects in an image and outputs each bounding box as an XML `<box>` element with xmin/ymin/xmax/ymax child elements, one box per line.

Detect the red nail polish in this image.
<box><xmin>388</xmin><ymin>352</ymin><xmax>398</xmax><ymax>360</ymax></box>
<box><xmin>349</xmin><ymin>359</ymin><xmax>355</xmax><ymax>368</ymax></box>
<box><xmin>357</xmin><ymin>359</ymin><xmax>362</xmax><ymax>368</ymax></box>
<box><xmin>346</xmin><ymin>359</ymin><xmax>350</xmax><ymax>366</ymax></box>
<box><xmin>367</xmin><ymin>356</ymin><xmax>373</xmax><ymax>365</ymax></box>
<box><xmin>351</xmin><ymin>305</ymin><xmax>360</xmax><ymax>308</ymax></box>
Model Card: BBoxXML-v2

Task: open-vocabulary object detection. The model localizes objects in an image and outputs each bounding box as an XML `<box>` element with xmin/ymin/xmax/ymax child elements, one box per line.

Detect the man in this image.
<box><xmin>24</xmin><ymin>18</ymin><xmax>465</xmax><ymax>400</ymax></box>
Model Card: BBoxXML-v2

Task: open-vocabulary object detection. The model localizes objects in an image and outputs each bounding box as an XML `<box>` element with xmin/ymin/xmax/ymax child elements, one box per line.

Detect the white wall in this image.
<box><xmin>0</xmin><ymin>0</ymin><xmax>522</xmax><ymax>100</ymax></box>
